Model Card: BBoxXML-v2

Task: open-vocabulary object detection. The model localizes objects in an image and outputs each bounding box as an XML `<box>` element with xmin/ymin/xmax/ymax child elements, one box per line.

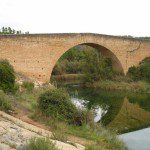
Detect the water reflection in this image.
<box><xmin>62</xmin><ymin>84</ymin><xmax>150</xmax><ymax>133</ymax></box>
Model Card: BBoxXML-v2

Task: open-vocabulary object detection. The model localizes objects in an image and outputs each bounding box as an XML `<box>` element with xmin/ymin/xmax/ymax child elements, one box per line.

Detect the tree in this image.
<box><xmin>82</xmin><ymin>49</ymin><xmax>114</xmax><ymax>83</ymax></box>
<box><xmin>0</xmin><ymin>27</ymin><xmax>28</xmax><ymax>34</ymax></box>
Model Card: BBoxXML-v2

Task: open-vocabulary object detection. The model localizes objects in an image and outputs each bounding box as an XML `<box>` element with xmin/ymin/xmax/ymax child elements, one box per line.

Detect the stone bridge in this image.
<box><xmin>0</xmin><ymin>33</ymin><xmax>150</xmax><ymax>82</ymax></box>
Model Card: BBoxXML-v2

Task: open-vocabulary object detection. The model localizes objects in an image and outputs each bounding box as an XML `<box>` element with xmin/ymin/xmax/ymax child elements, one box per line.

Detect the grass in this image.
<box><xmin>0</xmin><ymin>90</ymin><xmax>12</xmax><ymax>112</ymax></box>
<box><xmin>14</xmin><ymin>85</ymin><xmax>54</xmax><ymax>112</ymax></box>
<box><xmin>17</xmin><ymin>137</ymin><xmax>58</xmax><ymax>150</ymax></box>
<box><xmin>21</xmin><ymin>81</ymin><xmax>34</xmax><ymax>92</ymax></box>
<box><xmin>51</xmin><ymin>130</ymin><xmax>68</xmax><ymax>142</ymax></box>
<box><xmin>88</xmin><ymin>80</ymin><xmax>150</xmax><ymax>93</ymax></box>
<box><xmin>31</xmin><ymin>112</ymin><xmax>126</xmax><ymax>150</ymax></box>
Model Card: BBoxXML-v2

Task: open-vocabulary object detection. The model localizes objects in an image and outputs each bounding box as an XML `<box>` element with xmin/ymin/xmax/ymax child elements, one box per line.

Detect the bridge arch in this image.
<box><xmin>0</xmin><ymin>34</ymin><xmax>149</xmax><ymax>82</ymax></box>
<box><xmin>49</xmin><ymin>42</ymin><xmax>124</xmax><ymax>81</ymax></box>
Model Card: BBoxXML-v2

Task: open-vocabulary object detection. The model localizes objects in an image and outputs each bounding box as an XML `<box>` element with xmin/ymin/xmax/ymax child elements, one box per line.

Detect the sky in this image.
<box><xmin>0</xmin><ymin>0</ymin><xmax>149</xmax><ymax>36</ymax></box>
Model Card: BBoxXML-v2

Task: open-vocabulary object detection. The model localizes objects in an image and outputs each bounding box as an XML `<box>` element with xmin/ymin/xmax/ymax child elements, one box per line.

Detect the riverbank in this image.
<box><xmin>51</xmin><ymin>74</ymin><xmax>84</xmax><ymax>85</ymax></box>
<box><xmin>51</xmin><ymin>74</ymin><xmax>150</xmax><ymax>93</ymax></box>
<box><xmin>85</xmin><ymin>80</ymin><xmax>150</xmax><ymax>93</ymax></box>
<box><xmin>0</xmin><ymin>86</ymin><xmax>127</xmax><ymax>150</ymax></box>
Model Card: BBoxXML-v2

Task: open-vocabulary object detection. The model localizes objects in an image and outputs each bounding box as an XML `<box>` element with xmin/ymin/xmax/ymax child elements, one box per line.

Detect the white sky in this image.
<box><xmin>0</xmin><ymin>0</ymin><xmax>149</xmax><ymax>36</ymax></box>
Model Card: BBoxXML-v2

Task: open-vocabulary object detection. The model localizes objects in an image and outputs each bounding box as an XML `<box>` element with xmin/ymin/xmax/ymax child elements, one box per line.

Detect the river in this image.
<box><xmin>58</xmin><ymin>83</ymin><xmax>150</xmax><ymax>150</ymax></box>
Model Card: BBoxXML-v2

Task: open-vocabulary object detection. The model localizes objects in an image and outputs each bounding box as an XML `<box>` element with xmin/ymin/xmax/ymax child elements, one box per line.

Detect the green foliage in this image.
<box><xmin>0</xmin><ymin>27</ymin><xmax>21</xmax><ymax>34</ymax></box>
<box><xmin>60</xmin><ymin>46</ymin><xmax>86</xmax><ymax>62</ymax></box>
<box><xmin>82</xmin><ymin>49</ymin><xmax>114</xmax><ymax>83</ymax></box>
<box><xmin>38</xmin><ymin>88</ymin><xmax>78</xmax><ymax>123</ymax></box>
<box><xmin>0</xmin><ymin>60</ymin><xmax>16</xmax><ymax>93</ymax></box>
<box><xmin>139</xmin><ymin>57</ymin><xmax>150</xmax><ymax>82</ymax></box>
<box><xmin>128</xmin><ymin>57</ymin><xmax>150</xmax><ymax>82</ymax></box>
<box><xmin>127</xmin><ymin>66</ymin><xmax>141</xmax><ymax>81</ymax></box>
<box><xmin>52</xmin><ymin>60</ymin><xmax>67</xmax><ymax>75</ymax></box>
<box><xmin>0</xmin><ymin>27</ymin><xmax>29</xmax><ymax>34</ymax></box>
<box><xmin>38</xmin><ymin>88</ymin><xmax>94</xmax><ymax>125</ymax></box>
<box><xmin>51</xmin><ymin>130</ymin><xmax>68</xmax><ymax>142</ymax></box>
<box><xmin>22</xmin><ymin>81</ymin><xmax>34</xmax><ymax>92</ymax></box>
<box><xmin>52</xmin><ymin>46</ymin><xmax>85</xmax><ymax>75</ymax></box>
<box><xmin>17</xmin><ymin>137</ymin><xmax>58</xmax><ymax>150</ymax></box>
<box><xmin>69</xmin><ymin>124</ymin><xmax>126</xmax><ymax>150</ymax></box>
<box><xmin>52</xmin><ymin>45</ymin><xmax>115</xmax><ymax>84</ymax></box>
<box><xmin>0</xmin><ymin>90</ymin><xmax>11</xmax><ymax>112</ymax></box>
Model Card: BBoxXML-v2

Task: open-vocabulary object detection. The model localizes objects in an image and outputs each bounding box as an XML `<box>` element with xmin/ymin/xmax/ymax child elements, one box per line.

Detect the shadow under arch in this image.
<box><xmin>50</xmin><ymin>42</ymin><xmax>124</xmax><ymax>80</ymax></box>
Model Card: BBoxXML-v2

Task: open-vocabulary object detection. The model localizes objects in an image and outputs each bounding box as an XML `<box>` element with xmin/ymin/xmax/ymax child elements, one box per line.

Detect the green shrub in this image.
<box><xmin>22</xmin><ymin>81</ymin><xmax>34</xmax><ymax>92</ymax></box>
<box><xmin>127</xmin><ymin>66</ymin><xmax>141</xmax><ymax>81</ymax></box>
<box><xmin>0</xmin><ymin>60</ymin><xmax>16</xmax><ymax>93</ymax></box>
<box><xmin>17</xmin><ymin>137</ymin><xmax>58</xmax><ymax>150</ymax></box>
<box><xmin>0</xmin><ymin>90</ymin><xmax>11</xmax><ymax>112</ymax></box>
<box><xmin>127</xmin><ymin>57</ymin><xmax>150</xmax><ymax>82</ymax></box>
<box><xmin>38</xmin><ymin>88</ymin><xmax>78</xmax><ymax>123</ymax></box>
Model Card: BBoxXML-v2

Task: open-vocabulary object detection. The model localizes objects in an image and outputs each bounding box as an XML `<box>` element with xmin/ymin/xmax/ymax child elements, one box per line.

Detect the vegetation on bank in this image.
<box><xmin>31</xmin><ymin>87</ymin><xmax>126</xmax><ymax>149</ymax></box>
<box><xmin>38</xmin><ymin>88</ymin><xmax>79</xmax><ymax>124</ymax></box>
<box><xmin>22</xmin><ymin>81</ymin><xmax>34</xmax><ymax>92</ymax></box>
<box><xmin>17</xmin><ymin>137</ymin><xmax>58</xmax><ymax>150</ymax></box>
<box><xmin>0</xmin><ymin>90</ymin><xmax>11</xmax><ymax>113</ymax></box>
<box><xmin>127</xmin><ymin>57</ymin><xmax>150</xmax><ymax>83</ymax></box>
<box><xmin>0</xmin><ymin>87</ymin><xmax>126</xmax><ymax>149</ymax></box>
<box><xmin>86</xmin><ymin>80</ymin><xmax>150</xmax><ymax>93</ymax></box>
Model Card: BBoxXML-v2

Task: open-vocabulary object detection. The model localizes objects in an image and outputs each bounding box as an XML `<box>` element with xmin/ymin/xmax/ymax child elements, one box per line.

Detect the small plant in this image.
<box><xmin>0</xmin><ymin>90</ymin><xmax>11</xmax><ymax>112</ymax></box>
<box><xmin>22</xmin><ymin>81</ymin><xmax>34</xmax><ymax>92</ymax></box>
<box><xmin>85</xmin><ymin>143</ymin><xmax>102</xmax><ymax>150</ymax></box>
<box><xmin>51</xmin><ymin>130</ymin><xmax>68</xmax><ymax>142</ymax></box>
<box><xmin>17</xmin><ymin>137</ymin><xmax>58</xmax><ymax>150</ymax></box>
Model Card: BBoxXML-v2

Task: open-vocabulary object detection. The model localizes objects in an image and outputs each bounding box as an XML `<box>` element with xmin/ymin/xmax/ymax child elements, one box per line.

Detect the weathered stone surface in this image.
<box><xmin>0</xmin><ymin>111</ymin><xmax>84</xmax><ymax>150</ymax></box>
<box><xmin>0</xmin><ymin>33</ymin><xmax>149</xmax><ymax>82</ymax></box>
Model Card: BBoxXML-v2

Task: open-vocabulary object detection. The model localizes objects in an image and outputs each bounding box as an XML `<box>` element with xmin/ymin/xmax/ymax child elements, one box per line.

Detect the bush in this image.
<box><xmin>127</xmin><ymin>66</ymin><xmax>141</xmax><ymax>81</ymax></box>
<box><xmin>17</xmin><ymin>137</ymin><xmax>58</xmax><ymax>150</ymax></box>
<box><xmin>22</xmin><ymin>81</ymin><xmax>34</xmax><ymax>92</ymax></box>
<box><xmin>127</xmin><ymin>57</ymin><xmax>150</xmax><ymax>82</ymax></box>
<box><xmin>0</xmin><ymin>90</ymin><xmax>11</xmax><ymax>112</ymax></box>
<box><xmin>0</xmin><ymin>60</ymin><xmax>16</xmax><ymax>93</ymax></box>
<box><xmin>38</xmin><ymin>88</ymin><xmax>78</xmax><ymax>123</ymax></box>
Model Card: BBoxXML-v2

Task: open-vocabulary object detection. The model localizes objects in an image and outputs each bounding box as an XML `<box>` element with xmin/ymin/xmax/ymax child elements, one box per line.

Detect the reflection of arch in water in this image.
<box><xmin>99</xmin><ymin>96</ymin><xmax>124</xmax><ymax>126</ymax></box>
<box><xmin>105</xmin><ymin>98</ymin><xmax>150</xmax><ymax>133</ymax></box>
<box><xmin>68</xmin><ymin>87</ymin><xmax>125</xmax><ymax>125</ymax></box>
